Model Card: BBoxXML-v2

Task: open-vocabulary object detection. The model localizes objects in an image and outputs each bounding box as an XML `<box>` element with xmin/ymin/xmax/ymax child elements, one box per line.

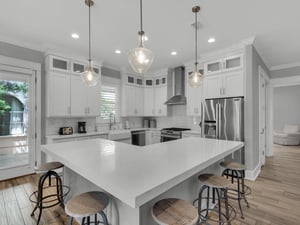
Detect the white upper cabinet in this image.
<box><xmin>186</xmin><ymin>68</ymin><xmax>204</xmax><ymax>116</ymax></box>
<box><xmin>122</xmin><ymin>84</ymin><xmax>144</xmax><ymax>116</ymax></box>
<box><xmin>46</xmin><ymin>54</ymin><xmax>101</xmax><ymax>117</ymax></box>
<box><xmin>204</xmin><ymin>54</ymin><xmax>242</xmax><ymax>75</ymax></box>
<box><xmin>154</xmin><ymin>85</ymin><xmax>167</xmax><ymax>116</ymax></box>
<box><xmin>204</xmin><ymin>71</ymin><xmax>243</xmax><ymax>99</ymax></box>
<box><xmin>47</xmin><ymin>71</ymin><xmax>71</xmax><ymax>117</ymax></box>
<box><xmin>144</xmin><ymin>86</ymin><xmax>154</xmax><ymax>116</ymax></box>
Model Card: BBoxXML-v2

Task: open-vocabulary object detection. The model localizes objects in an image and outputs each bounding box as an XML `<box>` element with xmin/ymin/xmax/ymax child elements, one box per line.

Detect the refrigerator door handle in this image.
<box><xmin>218</xmin><ymin>103</ymin><xmax>222</xmax><ymax>139</ymax></box>
<box><xmin>216</xmin><ymin>103</ymin><xmax>219</xmax><ymax>139</ymax></box>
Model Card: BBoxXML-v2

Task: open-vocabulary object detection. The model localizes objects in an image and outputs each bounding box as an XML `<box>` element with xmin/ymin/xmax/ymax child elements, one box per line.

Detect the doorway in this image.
<box><xmin>0</xmin><ymin>56</ymin><xmax>40</xmax><ymax>180</ymax></box>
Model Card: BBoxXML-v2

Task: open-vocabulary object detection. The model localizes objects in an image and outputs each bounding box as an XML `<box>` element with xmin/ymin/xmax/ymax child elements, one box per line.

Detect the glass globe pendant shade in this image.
<box><xmin>188</xmin><ymin>64</ymin><xmax>204</xmax><ymax>88</ymax></box>
<box><xmin>81</xmin><ymin>61</ymin><xmax>99</xmax><ymax>86</ymax></box>
<box><xmin>128</xmin><ymin>33</ymin><xmax>154</xmax><ymax>74</ymax></box>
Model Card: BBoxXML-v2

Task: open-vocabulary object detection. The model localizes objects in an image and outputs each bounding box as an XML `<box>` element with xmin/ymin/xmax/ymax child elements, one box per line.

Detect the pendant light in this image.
<box><xmin>188</xmin><ymin>6</ymin><xmax>204</xmax><ymax>88</ymax></box>
<box><xmin>81</xmin><ymin>0</ymin><xmax>99</xmax><ymax>86</ymax></box>
<box><xmin>128</xmin><ymin>0</ymin><xmax>154</xmax><ymax>74</ymax></box>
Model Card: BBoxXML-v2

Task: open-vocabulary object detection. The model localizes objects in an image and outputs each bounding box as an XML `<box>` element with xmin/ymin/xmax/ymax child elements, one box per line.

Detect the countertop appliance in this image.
<box><xmin>202</xmin><ymin>97</ymin><xmax>244</xmax><ymax>162</ymax></box>
<box><xmin>78</xmin><ymin>121</ymin><xmax>86</xmax><ymax>133</ymax></box>
<box><xmin>131</xmin><ymin>130</ymin><xmax>146</xmax><ymax>146</ymax></box>
<box><xmin>59</xmin><ymin>127</ymin><xmax>73</xmax><ymax>135</ymax></box>
<box><xmin>161</xmin><ymin>127</ymin><xmax>191</xmax><ymax>142</ymax></box>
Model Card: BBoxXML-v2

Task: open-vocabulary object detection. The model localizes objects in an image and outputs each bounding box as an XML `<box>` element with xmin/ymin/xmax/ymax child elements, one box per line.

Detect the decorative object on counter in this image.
<box><xmin>59</xmin><ymin>127</ymin><xmax>73</xmax><ymax>135</ymax></box>
<box><xmin>220</xmin><ymin>161</ymin><xmax>250</xmax><ymax>219</ymax></box>
<box><xmin>152</xmin><ymin>198</ymin><xmax>198</xmax><ymax>225</ymax></box>
<box><xmin>124</xmin><ymin>119</ymin><xmax>131</xmax><ymax>129</ymax></box>
<box><xmin>65</xmin><ymin>191</ymin><xmax>109</xmax><ymax>225</ymax></box>
<box><xmin>81</xmin><ymin>0</ymin><xmax>100</xmax><ymax>86</ymax></box>
<box><xmin>29</xmin><ymin>162</ymin><xmax>70</xmax><ymax>225</ymax></box>
<box><xmin>196</xmin><ymin>173</ymin><xmax>235</xmax><ymax>225</ymax></box>
<box><xmin>143</xmin><ymin>119</ymin><xmax>149</xmax><ymax>128</ymax></box>
<box><xmin>128</xmin><ymin>0</ymin><xmax>154</xmax><ymax>74</ymax></box>
<box><xmin>78</xmin><ymin>121</ymin><xmax>87</xmax><ymax>133</ymax></box>
<box><xmin>188</xmin><ymin>6</ymin><xmax>204</xmax><ymax>88</ymax></box>
<box><xmin>149</xmin><ymin>118</ymin><xmax>156</xmax><ymax>128</ymax></box>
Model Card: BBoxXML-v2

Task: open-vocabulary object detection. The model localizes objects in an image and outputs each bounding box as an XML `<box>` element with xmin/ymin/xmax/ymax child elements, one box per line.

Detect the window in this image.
<box><xmin>100</xmin><ymin>86</ymin><xmax>118</xmax><ymax>120</ymax></box>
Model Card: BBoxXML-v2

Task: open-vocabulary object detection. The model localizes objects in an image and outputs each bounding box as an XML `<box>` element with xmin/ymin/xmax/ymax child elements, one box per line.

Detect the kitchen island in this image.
<box><xmin>41</xmin><ymin>137</ymin><xmax>244</xmax><ymax>225</ymax></box>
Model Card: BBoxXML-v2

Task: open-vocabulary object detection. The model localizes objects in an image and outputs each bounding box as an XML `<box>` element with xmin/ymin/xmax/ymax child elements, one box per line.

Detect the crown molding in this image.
<box><xmin>270</xmin><ymin>62</ymin><xmax>300</xmax><ymax>71</ymax></box>
<box><xmin>270</xmin><ymin>75</ymin><xmax>300</xmax><ymax>87</ymax></box>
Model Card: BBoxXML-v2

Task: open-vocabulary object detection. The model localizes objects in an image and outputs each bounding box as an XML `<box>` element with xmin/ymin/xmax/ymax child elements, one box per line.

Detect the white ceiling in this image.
<box><xmin>0</xmin><ymin>0</ymin><xmax>300</xmax><ymax>72</ymax></box>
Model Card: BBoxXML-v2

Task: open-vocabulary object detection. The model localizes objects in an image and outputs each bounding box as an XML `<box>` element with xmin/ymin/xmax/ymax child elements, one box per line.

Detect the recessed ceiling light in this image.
<box><xmin>115</xmin><ymin>49</ymin><xmax>121</xmax><ymax>54</ymax></box>
<box><xmin>71</xmin><ymin>33</ymin><xmax>79</xmax><ymax>39</ymax></box>
<box><xmin>171</xmin><ymin>51</ymin><xmax>177</xmax><ymax>56</ymax></box>
<box><xmin>208</xmin><ymin>37</ymin><xmax>215</xmax><ymax>43</ymax></box>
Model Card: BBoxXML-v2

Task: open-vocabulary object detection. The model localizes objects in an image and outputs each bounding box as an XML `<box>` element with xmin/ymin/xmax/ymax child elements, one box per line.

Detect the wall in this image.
<box><xmin>273</xmin><ymin>85</ymin><xmax>300</xmax><ymax>130</ymax></box>
<box><xmin>244</xmin><ymin>44</ymin><xmax>270</xmax><ymax>172</ymax></box>
<box><xmin>270</xmin><ymin>66</ymin><xmax>300</xmax><ymax>78</ymax></box>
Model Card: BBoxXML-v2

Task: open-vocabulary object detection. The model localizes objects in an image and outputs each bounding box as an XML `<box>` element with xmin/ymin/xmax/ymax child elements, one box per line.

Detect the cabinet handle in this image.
<box><xmin>220</xmin><ymin>88</ymin><xmax>222</xmax><ymax>95</ymax></box>
<box><xmin>223</xmin><ymin>87</ymin><xmax>225</xmax><ymax>95</ymax></box>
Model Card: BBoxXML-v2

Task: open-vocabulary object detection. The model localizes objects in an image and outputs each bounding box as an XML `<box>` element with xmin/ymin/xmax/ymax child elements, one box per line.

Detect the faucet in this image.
<box><xmin>109</xmin><ymin>113</ymin><xmax>116</xmax><ymax>130</ymax></box>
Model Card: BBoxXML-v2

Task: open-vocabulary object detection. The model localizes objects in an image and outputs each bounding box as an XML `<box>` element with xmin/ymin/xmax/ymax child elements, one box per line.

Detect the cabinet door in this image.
<box><xmin>70</xmin><ymin>75</ymin><xmax>86</xmax><ymax>116</ymax></box>
<box><xmin>124</xmin><ymin>85</ymin><xmax>136</xmax><ymax>116</ymax></box>
<box><xmin>87</xmin><ymin>83</ymin><xmax>101</xmax><ymax>116</ymax></box>
<box><xmin>135</xmin><ymin>87</ymin><xmax>144</xmax><ymax>116</ymax></box>
<box><xmin>204</xmin><ymin>60</ymin><xmax>222</xmax><ymax>75</ymax></box>
<box><xmin>203</xmin><ymin>75</ymin><xmax>223</xmax><ymax>99</ymax></box>
<box><xmin>224</xmin><ymin>55</ymin><xmax>242</xmax><ymax>71</ymax></box>
<box><xmin>49</xmin><ymin>55</ymin><xmax>69</xmax><ymax>72</ymax></box>
<box><xmin>47</xmin><ymin>72</ymin><xmax>70</xmax><ymax>116</ymax></box>
<box><xmin>154</xmin><ymin>86</ymin><xmax>167</xmax><ymax>116</ymax></box>
<box><xmin>144</xmin><ymin>87</ymin><xmax>154</xmax><ymax>116</ymax></box>
<box><xmin>223</xmin><ymin>71</ymin><xmax>244</xmax><ymax>97</ymax></box>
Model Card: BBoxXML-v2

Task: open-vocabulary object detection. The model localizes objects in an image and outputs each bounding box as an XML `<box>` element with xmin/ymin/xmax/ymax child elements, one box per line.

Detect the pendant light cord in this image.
<box><xmin>195</xmin><ymin>10</ymin><xmax>198</xmax><ymax>66</ymax></box>
<box><xmin>88</xmin><ymin>2</ymin><xmax>92</xmax><ymax>62</ymax></box>
<box><xmin>140</xmin><ymin>0</ymin><xmax>143</xmax><ymax>33</ymax></box>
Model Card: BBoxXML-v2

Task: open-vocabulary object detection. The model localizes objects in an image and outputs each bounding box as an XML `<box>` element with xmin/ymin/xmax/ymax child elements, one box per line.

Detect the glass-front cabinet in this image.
<box><xmin>49</xmin><ymin>55</ymin><xmax>69</xmax><ymax>72</ymax></box>
<box><xmin>204</xmin><ymin>54</ymin><xmax>242</xmax><ymax>75</ymax></box>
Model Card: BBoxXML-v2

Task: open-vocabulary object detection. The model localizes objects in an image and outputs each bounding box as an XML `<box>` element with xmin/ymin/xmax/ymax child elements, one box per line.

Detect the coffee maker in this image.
<box><xmin>78</xmin><ymin>121</ymin><xmax>86</xmax><ymax>133</ymax></box>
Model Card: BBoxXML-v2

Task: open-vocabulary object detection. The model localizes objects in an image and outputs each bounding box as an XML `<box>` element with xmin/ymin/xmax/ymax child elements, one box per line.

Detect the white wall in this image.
<box><xmin>273</xmin><ymin>85</ymin><xmax>300</xmax><ymax>130</ymax></box>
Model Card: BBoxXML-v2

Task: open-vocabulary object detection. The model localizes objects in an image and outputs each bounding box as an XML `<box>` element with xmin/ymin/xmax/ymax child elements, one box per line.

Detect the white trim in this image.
<box><xmin>245</xmin><ymin>162</ymin><xmax>261</xmax><ymax>181</ymax></box>
<box><xmin>270</xmin><ymin>75</ymin><xmax>300</xmax><ymax>87</ymax></box>
<box><xmin>270</xmin><ymin>62</ymin><xmax>300</xmax><ymax>71</ymax></box>
<box><xmin>0</xmin><ymin>55</ymin><xmax>41</xmax><ymax>71</ymax></box>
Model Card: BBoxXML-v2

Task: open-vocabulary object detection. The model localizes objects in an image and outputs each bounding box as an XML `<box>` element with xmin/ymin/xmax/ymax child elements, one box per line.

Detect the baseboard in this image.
<box><xmin>245</xmin><ymin>162</ymin><xmax>261</xmax><ymax>181</ymax></box>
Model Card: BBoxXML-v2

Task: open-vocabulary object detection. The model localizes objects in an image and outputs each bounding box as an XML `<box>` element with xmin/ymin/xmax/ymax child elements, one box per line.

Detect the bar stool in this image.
<box><xmin>29</xmin><ymin>162</ymin><xmax>69</xmax><ymax>225</ymax></box>
<box><xmin>152</xmin><ymin>198</ymin><xmax>198</xmax><ymax>225</ymax></box>
<box><xmin>65</xmin><ymin>191</ymin><xmax>109</xmax><ymax>225</ymax></box>
<box><xmin>220</xmin><ymin>161</ymin><xmax>250</xmax><ymax>219</ymax></box>
<box><xmin>198</xmin><ymin>173</ymin><xmax>233</xmax><ymax>225</ymax></box>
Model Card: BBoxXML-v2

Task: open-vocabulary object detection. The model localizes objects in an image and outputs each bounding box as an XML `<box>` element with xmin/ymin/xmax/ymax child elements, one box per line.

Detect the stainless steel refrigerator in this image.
<box><xmin>202</xmin><ymin>97</ymin><xmax>244</xmax><ymax>162</ymax></box>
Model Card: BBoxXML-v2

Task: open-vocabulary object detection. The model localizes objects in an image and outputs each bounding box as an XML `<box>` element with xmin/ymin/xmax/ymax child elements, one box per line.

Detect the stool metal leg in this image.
<box><xmin>234</xmin><ymin>170</ymin><xmax>244</xmax><ymax>219</ymax></box>
<box><xmin>99</xmin><ymin>211</ymin><xmax>109</xmax><ymax>225</ymax></box>
<box><xmin>241</xmin><ymin>170</ymin><xmax>250</xmax><ymax>208</ymax></box>
<box><xmin>95</xmin><ymin>213</ymin><xmax>98</xmax><ymax>225</ymax></box>
<box><xmin>215</xmin><ymin>188</ymin><xmax>222</xmax><ymax>225</ymax></box>
<box><xmin>223</xmin><ymin>188</ymin><xmax>231</xmax><ymax>225</ymax></box>
<box><xmin>68</xmin><ymin>217</ymin><xmax>73</xmax><ymax>225</ymax></box>
<box><xmin>81</xmin><ymin>217</ymin><xmax>85</xmax><ymax>225</ymax></box>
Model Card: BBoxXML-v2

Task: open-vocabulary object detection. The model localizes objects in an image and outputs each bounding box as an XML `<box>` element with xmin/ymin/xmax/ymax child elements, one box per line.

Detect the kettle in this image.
<box><xmin>124</xmin><ymin>120</ymin><xmax>130</xmax><ymax>129</ymax></box>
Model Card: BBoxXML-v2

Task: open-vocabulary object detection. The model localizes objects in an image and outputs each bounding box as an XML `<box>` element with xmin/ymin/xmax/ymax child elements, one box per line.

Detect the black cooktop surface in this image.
<box><xmin>161</xmin><ymin>127</ymin><xmax>191</xmax><ymax>132</ymax></box>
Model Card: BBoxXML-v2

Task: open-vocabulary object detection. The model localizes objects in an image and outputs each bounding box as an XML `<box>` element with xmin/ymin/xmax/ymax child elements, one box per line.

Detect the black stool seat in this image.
<box><xmin>30</xmin><ymin>161</ymin><xmax>69</xmax><ymax>225</ymax></box>
<box><xmin>220</xmin><ymin>161</ymin><xmax>250</xmax><ymax>219</ymax></box>
<box><xmin>65</xmin><ymin>191</ymin><xmax>110</xmax><ymax>225</ymax></box>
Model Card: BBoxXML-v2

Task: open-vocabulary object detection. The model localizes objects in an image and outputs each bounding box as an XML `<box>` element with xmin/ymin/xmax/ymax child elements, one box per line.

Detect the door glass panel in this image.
<box><xmin>136</xmin><ymin>78</ymin><xmax>143</xmax><ymax>85</ymax></box>
<box><xmin>73</xmin><ymin>63</ymin><xmax>85</xmax><ymax>73</ymax></box>
<box><xmin>93</xmin><ymin>67</ymin><xmax>99</xmax><ymax>74</ymax></box>
<box><xmin>146</xmin><ymin>79</ymin><xmax>153</xmax><ymax>86</ymax></box>
<box><xmin>161</xmin><ymin>77</ymin><xmax>166</xmax><ymax>84</ymax></box>
<box><xmin>225</xmin><ymin>57</ymin><xmax>240</xmax><ymax>69</ymax></box>
<box><xmin>52</xmin><ymin>58</ymin><xmax>68</xmax><ymax>70</ymax></box>
<box><xmin>0</xmin><ymin>79</ymin><xmax>30</xmax><ymax>170</ymax></box>
<box><xmin>128</xmin><ymin>76</ymin><xmax>134</xmax><ymax>84</ymax></box>
<box><xmin>207</xmin><ymin>62</ymin><xmax>221</xmax><ymax>73</ymax></box>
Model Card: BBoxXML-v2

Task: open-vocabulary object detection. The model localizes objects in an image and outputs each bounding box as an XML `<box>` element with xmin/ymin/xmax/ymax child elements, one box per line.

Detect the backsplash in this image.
<box><xmin>45</xmin><ymin>106</ymin><xmax>200</xmax><ymax>137</ymax></box>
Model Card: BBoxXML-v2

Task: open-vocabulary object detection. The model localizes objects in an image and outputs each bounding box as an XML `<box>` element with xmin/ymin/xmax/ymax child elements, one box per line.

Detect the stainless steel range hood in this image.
<box><xmin>165</xmin><ymin>66</ymin><xmax>186</xmax><ymax>105</ymax></box>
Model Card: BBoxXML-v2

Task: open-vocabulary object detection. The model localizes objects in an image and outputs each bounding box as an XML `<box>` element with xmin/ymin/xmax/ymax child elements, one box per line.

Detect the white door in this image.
<box><xmin>86</xmin><ymin>83</ymin><xmax>101</xmax><ymax>117</ymax></box>
<box><xmin>203</xmin><ymin>75</ymin><xmax>223</xmax><ymax>99</ymax></box>
<box><xmin>223</xmin><ymin>71</ymin><xmax>243</xmax><ymax>97</ymax></box>
<box><xmin>0</xmin><ymin>67</ymin><xmax>36</xmax><ymax>180</ymax></box>
<box><xmin>259</xmin><ymin>74</ymin><xmax>266</xmax><ymax>166</ymax></box>
<box><xmin>70</xmin><ymin>75</ymin><xmax>86</xmax><ymax>116</ymax></box>
<box><xmin>144</xmin><ymin>87</ymin><xmax>154</xmax><ymax>116</ymax></box>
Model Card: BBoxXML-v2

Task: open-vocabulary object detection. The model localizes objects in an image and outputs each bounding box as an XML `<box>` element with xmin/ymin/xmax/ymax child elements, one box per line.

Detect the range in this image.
<box><xmin>160</xmin><ymin>127</ymin><xmax>191</xmax><ymax>142</ymax></box>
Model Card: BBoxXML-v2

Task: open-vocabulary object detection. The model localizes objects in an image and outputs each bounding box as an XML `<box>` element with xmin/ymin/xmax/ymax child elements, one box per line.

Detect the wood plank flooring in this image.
<box><xmin>0</xmin><ymin>144</ymin><xmax>299</xmax><ymax>225</ymax></box>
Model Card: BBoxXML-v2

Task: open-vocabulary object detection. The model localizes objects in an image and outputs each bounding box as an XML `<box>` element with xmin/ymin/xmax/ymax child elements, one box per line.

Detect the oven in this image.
<box><xmin>160</xmin><ymin>128</ymin><xmax>191</xmax><ymax>142</ymax></box>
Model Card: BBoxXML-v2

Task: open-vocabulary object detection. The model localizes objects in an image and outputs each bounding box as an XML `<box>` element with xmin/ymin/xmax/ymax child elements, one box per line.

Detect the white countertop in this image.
<box><xmin>41</xmin><ymin>137</ymin><xmax>243</xmax><ymax>208</ymax></box>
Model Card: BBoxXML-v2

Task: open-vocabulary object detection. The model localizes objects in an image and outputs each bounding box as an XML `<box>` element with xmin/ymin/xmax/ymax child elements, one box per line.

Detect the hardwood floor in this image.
<box><xmin>0</xmin><ymin>144</ymin><xmax>299</xmax><ymax>225</ymax></box>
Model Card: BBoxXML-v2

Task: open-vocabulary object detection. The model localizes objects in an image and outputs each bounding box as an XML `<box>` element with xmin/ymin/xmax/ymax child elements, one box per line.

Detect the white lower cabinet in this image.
<box><xmin>204</xmin><ymin>70</ymin><xmax>243</xmax><ymax>99</ymax></box>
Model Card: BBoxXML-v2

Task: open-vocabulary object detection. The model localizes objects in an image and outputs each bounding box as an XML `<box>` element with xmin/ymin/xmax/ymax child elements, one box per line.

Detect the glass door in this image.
<box><xmin>0</xmin><ymin>68</ymin><xmax>36</xmax><ymax>180</ymax></box>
